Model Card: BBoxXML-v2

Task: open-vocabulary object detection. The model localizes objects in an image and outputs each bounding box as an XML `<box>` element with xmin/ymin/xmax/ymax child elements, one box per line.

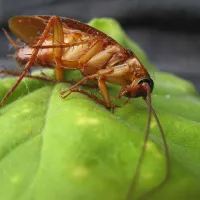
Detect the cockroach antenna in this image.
<box><xmin>126</xmin><ymin>83</ymin><xmax>170</xmax><ymax>200</ymax></box>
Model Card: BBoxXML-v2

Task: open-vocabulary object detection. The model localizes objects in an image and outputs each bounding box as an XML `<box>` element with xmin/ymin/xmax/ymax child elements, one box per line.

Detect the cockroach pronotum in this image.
<box><xmin>0</xmin><ymin>16</ymin><xmax>170</xmax><ymax>199</ymax></box>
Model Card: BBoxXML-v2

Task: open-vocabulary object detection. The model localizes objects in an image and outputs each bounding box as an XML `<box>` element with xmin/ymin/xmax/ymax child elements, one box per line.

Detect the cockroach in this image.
<box><xmin>0</xmin><ymin>16</ymin><xmax>170</xmax><ymax>199</ymax></box>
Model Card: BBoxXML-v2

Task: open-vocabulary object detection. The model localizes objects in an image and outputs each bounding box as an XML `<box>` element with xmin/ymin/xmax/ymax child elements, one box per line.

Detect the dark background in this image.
<box><xmin>0</xmin><ymin>0</ymin><xmax>199</xmax><ymax>93</ymax></box>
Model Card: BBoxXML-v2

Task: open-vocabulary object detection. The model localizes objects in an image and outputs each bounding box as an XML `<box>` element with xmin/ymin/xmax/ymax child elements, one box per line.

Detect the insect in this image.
<box><xmin>0</xmin><ymin>16</ymin><xmax>169</xmax><ymax>199</ymax></box>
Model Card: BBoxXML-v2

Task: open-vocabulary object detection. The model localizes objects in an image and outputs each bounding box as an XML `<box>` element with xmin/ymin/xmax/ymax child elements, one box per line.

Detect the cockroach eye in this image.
<box><xmin>137</xmin><ymin>78</ymin><xmax>154</xmax><ymax>92</ymax></box>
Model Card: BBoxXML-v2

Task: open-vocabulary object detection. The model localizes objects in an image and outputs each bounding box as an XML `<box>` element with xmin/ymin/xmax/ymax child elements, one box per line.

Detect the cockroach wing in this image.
<box><xmin>8</xmin><ymin>16</ymin><xmax>47</xmax><ymax>44</ymax></box>
<box><xmin>9</xmin><ymin>15</ymin><xmax>124</xmax><ymax>47</ymax></box>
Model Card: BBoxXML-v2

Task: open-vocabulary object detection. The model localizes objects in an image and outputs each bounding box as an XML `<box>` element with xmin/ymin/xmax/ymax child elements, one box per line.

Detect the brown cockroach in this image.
<box><xmin>0</xmin><ymin>16</ymin><xmax>169</xmax><ymax>199</ymax></box>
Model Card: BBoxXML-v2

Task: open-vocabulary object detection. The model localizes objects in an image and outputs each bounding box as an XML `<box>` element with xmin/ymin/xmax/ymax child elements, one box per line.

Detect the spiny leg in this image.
<box><xmin>60</xmin><ymin>68</ymin><xmax>114</xmax><ymax>98</ymax></box>
<box><xmin>98</xmin><ymin>77</ymin><xmax>111</xmax><ymax>108</ymax></box>
<box><xmin>96</xmin><ymin>64</ymin><xmax>132</xmax><ymax>109</ymax></box>
<box><xmin>97</xmin><ymin>77</ymin><xmax>120</xmax><ymax>112</ymax></box>
<box><xmin>52</xmin><ymin>16</ymin><xmax>64</xmax><ymax>81</ymax></box>
<box><xmin>64</xmin><ymin>85</ymin><xmax>120</xmax><ymax>111</ymax></box>
<box><xmin>0</xmin><ymin>69</ymin><xmax>99</xmax><ymax>88</ymax></box>
<box><xmin>60</xmin><ymin>68</ymin><xmax>114</xmax><ymax>107</ymax></box>
<box><xmin>60</xmin><ymin>63</ymin><xmax>130</xmax><ymax>110</ymax></box>
<box><xmin>31</xmin><ymin>39</ymin><xmax>93</xmax><ymax>49</ymax></box>
<box><xmin>75</xmin><ymin>63</ymin><xmax>131</xmax><ymax>109</ymax></box>
<box><xmin>2</xmin><ymin>28</ymin><xmax>20</xmax><ymax>50</ymax></box>
<box><xmin>61</xmin><ymin>88</ymin><xmax>106</xmax><ymax>108</ymax></box>
<box><xmin>110</xmin><ymin>86</ymin><xmax>131</xmax><ymax>105</ymax></box>
<box><xmin>60</xmin><ymin>68</ymin><xmax>121</xmax><ymax>110</ymax></box>
<box><xmin>0</xmin><ymin>69</ymin><xmax>60</xmax><ymax>83</ymax></box>
<box><xmin>0</xmin><ymin>16</ymin><xmax>64</xmax><ymax>107</ymax></box>
<box><xmin>60</xmin><ymin>87</ymin><xmax>119</xmax><ymax>111</ymax></box>
<box><xmin>79</xmin><ymin>40</ymin><xmax>104</xmax><ymax>66</ymax></box>
<box><xmin>60</xmin><ymin>74</ymin><xmax>97</xmax><ymax>98</ymax></box>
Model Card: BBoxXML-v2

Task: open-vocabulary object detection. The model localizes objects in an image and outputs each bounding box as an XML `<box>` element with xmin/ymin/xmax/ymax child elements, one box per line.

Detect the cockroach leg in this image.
<box><xmin>2</xmin><ymin>28</ymin><xmax>20</xmax><ymax>50</ymax></box>
<box><xmin>79</xmin><ymin>39</ymin><xmax>104</xmax><ymax>73</ymax></box>
<box><xmin>98</xmin><ymin>77</ymin><xmax>111</xmax><ymax>108</ymax></box>
<box><xmin>0</xmin><ymin>69</ymin><xmax>98</xmax><ymax>89</ymax></box>
<box><xmin>61</xmin><ymin>88</ymin><xmax>120</xmax><ymax>111</ymax></box>
<box><xmin>110</xmin><ymin>104</ymin><xmax>121</xmax><ymax>113</ymax></box>
<box><xmin>52</xmin><ymin>16</ymin><xmax>64</xmax><ymax>81</ymax></box>
<box><xmin>32</xmin><ymin>40</ymin><xmax>92</xmax><ymax>49</ymax></box>
<box><xmin>60</xmin><ymin>74</ymin><xmax>97</xmax><ymax>98</ymax></box>
<box><xmin>61</xmin><ymin>68</ymin><xmax>115</xmax><ymax>109</ymax></box>
<box><xmin>0</xmin><ymin>69</ymin><xmax>60</xmax><ymax>83</ymax></box>
<box><xmin>60</xmin><ymin>75</ymin><xmax>121</xmax><ymax>110</ymax></box>
<box><xmin>111</xmin><ymin>86</ymin><xmax>129</xmax><ymax>103</ymax></box>
<box><xmin>79</xmin><ymin>40</ymin><xmax>104</xmax><ymax>66</ymax></box>
<box><xmin>61</xmin><ymin>88</ymin><xmax>106</xmax><ymax>107</ymax></box>
<box><xmin>122</xmin><ymin>97</ymin><xmax>131</xmax><ymax>107</ymax></box>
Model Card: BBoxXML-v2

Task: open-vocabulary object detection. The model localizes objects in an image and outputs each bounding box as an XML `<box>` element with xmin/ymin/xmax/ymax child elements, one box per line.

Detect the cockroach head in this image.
<box><xmin>125</xmin><ymin>78</ymin><xmax>154</xmax><ymax>98</ymax></box>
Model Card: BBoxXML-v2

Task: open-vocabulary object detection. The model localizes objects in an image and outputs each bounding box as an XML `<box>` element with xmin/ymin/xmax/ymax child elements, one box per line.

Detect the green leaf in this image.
<box><xmin>0</xmin><ymin>18</ymin><xmax>200</xmax><ymax>200</ymax></box>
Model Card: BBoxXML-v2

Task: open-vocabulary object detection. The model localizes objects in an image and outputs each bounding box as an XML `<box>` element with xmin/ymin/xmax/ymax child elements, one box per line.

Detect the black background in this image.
<box><xmin>0</xmin><ymin>0</ymin><xmax>199</xmax><ymax>93</ymax></box>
